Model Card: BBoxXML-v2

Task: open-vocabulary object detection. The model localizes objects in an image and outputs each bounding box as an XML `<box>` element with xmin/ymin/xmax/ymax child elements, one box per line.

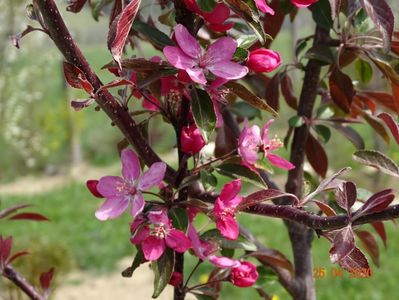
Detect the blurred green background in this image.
<box><xmin>0</xmin><ymin>1</ymin><xmax>398</xmax><ymax>299</ymax></box>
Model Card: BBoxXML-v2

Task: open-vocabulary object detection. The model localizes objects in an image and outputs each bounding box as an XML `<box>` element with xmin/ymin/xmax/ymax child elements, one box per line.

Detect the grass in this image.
<box><xmin>1</xmin><ymin>182</ymin><xmax>399</xmax><ymax>299</ymax></box>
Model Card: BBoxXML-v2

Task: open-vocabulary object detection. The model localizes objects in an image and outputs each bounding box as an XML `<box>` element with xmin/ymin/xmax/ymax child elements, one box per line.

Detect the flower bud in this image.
<box><xmin>169</xmin><ymin>272</ymin><xmax>183</xmax><ymax>287</ymax></box>
<box><xmin>86</xmin><ymin>180</ymin><xmax>103</xmax><ymax>198</ymax></box>
<box><xmin>291</xmin><ymin>0</ymin><xmax>318</xmax><ymax>8</ymax></box>
<box><xmin>181</xmin><ymin>124</ymin><xmax>206</xmax><ymax>155</ymax></box>
<box><xmin>230</xmin><ymin>261</ymin><xmax>258</xmax><ymax>288</ymax></box>
<box><xmin>246</xmin><ymin>49</ymin><xmax>281</xmax><ymax>73</ymax></box>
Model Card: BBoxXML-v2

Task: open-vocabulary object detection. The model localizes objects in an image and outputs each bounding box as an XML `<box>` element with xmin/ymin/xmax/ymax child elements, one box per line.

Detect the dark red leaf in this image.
<box><xmin>40</xmin><ymin>268</ymin><xmax>55</xmax><ymax>291</ymax></box>
<box><xmin>280</xmin><ymin>73</ymin><xmax>298</xmax><ymax>110</ymax></box>
<box><xmin>108</xmin><ymin>0</ymin><xmax>142</xmax><ymax>67</ymax></box>
<box><xmin>86</xmin><ymin>180</ymin><xmax>103</xmax><ymax>198</ymax></box>
<box><xmin>0</xmin><ymin>204</ymin><xmax>31</xmax><ymax>219</ymax></box>
<box><xmin>312</xmin><ymin>200</ymin><xmax>337</xmax><ymax>216</ymax></box>
<box><xmin>354</xmin><ymin>189</ymin><xmax>395</xmax><ymax>218</ymax></box>
<box><xmin>359</xmin><ymin>0</ymin><xmax>394</xmax><ymax>51</ymax></box>
<box><xmin>338</xmin><ymin>247</ymin><xmax>371</xmax><ymax>277</ymax></box>
<box><xmin>97</xmin><ymin>79</ymin><xmax>134</xmax><ymax>94</ymax></box>
<box><xmin>358</xmin><ymin>91</ymin><xmax>398</xmax><ymax>114</ymax></box>
<box><xmin>10</xmin><ymin>26</ymin><xmax>43</xmax><ymax>49</ymax></box>
<box><xmin>0</xmin><ymin>236</ymin><xmax>13</xmax><ymax>264</ymax></box>
<box><xmin>9</xmin><ymin>213</ymin><xmax>49</xmax><ymax>222</ymax></box>
<box><xmin>109</xmin><ymin>0</ymin><xmax>124</xmax><ymax>26</ymax></box>
<box><xmin>63</xmin><ymin>62</ymin><xmax>94</xmax><ymax>94</ymax></box>
<box><xmin>239</xmin><ymin>189</ymin><xmax>299</xmax><ymax>210</ymax></box>
<box><xmin>246</xmin><ymin>250</ymin><xmax>294</xmax><ymax>274</ymax></box>
<box><xmin>264</xmin><ymin>73</ymin><xmax>280</xmax><ymax>112</ymax></box>
<box><xmin>356</xmin><ymin>230</ymin><xmax>380</xmax><ymax>267</ymax></box>
<box><xmin>7</xmin><ymin>251</ymin><xmax>29</xmax><ymax>265</ymax></box>
<box><xmin>331</xmin><ymin>124</ymin><xmax>365</xmax><ymax>150</ymax></box>
<box><xmin>329</xmin><ymin>68</ymin><xmax>355</xmax><ymax>113</ymax></box>
<box><xmin>378</xmin><ymin>112</ymin><xmax>399</xmax><ymax>145</ymax></box>
<box><xmin>70</xmin><ymin>98</ymin><xmax>95</xmax><ymax>111</ymax></box>
<box><xmin>329</xmin><ymin>226</ymin><xmax>355</xmax><ymax>263</ymax></box>
<box><xmin>305</xmin><ymin>133</ymin><xmax>328</xmax><ymax>178</ymax></box>
<box><xmin>371</xmin><ymin>222</ymin><xmax>387</xmax><ymax>248</ymax></box>
<box><xmin>335</xmin><ymin>181</ymin><xmax>357</xmax><ymax>213</ymax></box>
<box><xmin>66</xmin><ymin>0</ymin><xmax>87</xmax><ymax>13</ymax></box>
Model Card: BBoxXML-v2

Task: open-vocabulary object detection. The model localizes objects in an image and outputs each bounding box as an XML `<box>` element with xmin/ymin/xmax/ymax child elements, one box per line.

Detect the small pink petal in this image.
<box><xmin>166</xmin><ymin>229</ymin><xmax>192</xmax><ymax>253</ymax></box>
<box><xmin>174</xmin><ymin>24</ymin><xmax>201</xmax><ymax>58</ymax></box>
<box><xmin>209</xmin><ymin>255</ymin><xmax>240</xmax><ymax>268</ymax></box>
<box><xmin>163</xmin><ymin>46</ymin><xmax>195</xmax><ymax>69</ymax></box>
<box><xmin>255</xmin><ymin>0</ymin><xmax>275</xmax><ymax>14</ymax></box>
<box><xmin>148</xmin><ymin>209</ymin><xmax>170</xmax><ymax>225</ymax></box>
<box><xmin>142</xmin><ymin>236</ymin><xmax>166</xmax><ymax>261</ymax></box>
<box><xmin>97</xmin><ymin>176</ymin><xmax>125</xmax><ymax>198</ymax></box>
<box><xmin>186</xmin><ymin>67</ymin><xmax>207</xmax><ymax>84</ymax></box>
<box><xmin>95</xmin><ymin>197</ymin><xmax>129</xmax><ymax>221</ymax></box>
<box><xmin>203</xmin><ymin>3</ymin><xmax>230</xmax><ymax>24</ymax></box>
<box><xmin>206</xmin><ymin>37</ymin><xmax>237</xmax><ymax>63</ymax></box>
<box><xmin>261</xmin><ymin>119</ymin><xmax>274</xmax><ymax>143</ymax></box>
<box><xmin>130</xmin><ymin>226</ymin><xmax>150</xmax><ymax>244</ymax></box>
<box><xmin>131</xmin><ymin>192</ymin><xmax>145</xmax><ymax>218</ymax></box>
<box><xmin>121</xmin><ymin>149</ymin><xmax>141</xmax><ymax>181</ymax></box>
<box><xmin>208</xmin><ymin>61</ymin><xmax>248</xmax><ymax>80</ymax></box>
<box><xmin>188</xmin><ymin>223</ymin><xmax>207</xmax><ymax>260</ymax></box>
<box><xmin>291</xmin><ymin>0</ymin><xmax>318</xmax><ymax>8</ymax></box>
<box><xmin>138</xmin><ymin>162</ymin><xmax>167</xmax><ymax>191</ymax></box>
<box><xmin>216</xmin><ymin>215</ymin><xmax>239</xmax><ymax>240</ymax></box>
<box><xmin>267</xmin><ymin>154</ymin><xmax>295</xmax><ymax>170</ymax></box>
<box><xmin>220</xmin><ymin>179</ymin><xmax>242</xmax><ymax>208</ymax></box>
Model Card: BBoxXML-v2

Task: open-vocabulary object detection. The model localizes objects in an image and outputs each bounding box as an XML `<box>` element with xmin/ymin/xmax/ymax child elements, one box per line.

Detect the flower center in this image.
<box><xmin>151</xmin><ymin>224</ymin><xmax>170</xmax><ymax>239</ymax></box>
<box><xmin>220</xmin><ymin>207</ymin><xmax>236</xmax><ymax>220</ymax></box>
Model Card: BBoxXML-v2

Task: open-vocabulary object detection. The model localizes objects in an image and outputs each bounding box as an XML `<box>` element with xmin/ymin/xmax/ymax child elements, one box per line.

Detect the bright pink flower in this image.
<box><xmin>169</xmin><ymin>272</ymin><xmax>183</xmax><ymax>287</ymax></box>
<box><xmin>291</xmin><ymin>0</ymin><xmax>318</xmax><ymax>8</ymax></box>
<box><xmin>255</xmin><ymin>0</ymin><xmax>275</xmax><ymax>15</ymax></box>
<box><xmin>230</xmin><ymin>261</ymin><xmax>259</xmax><ymax>287</ymax></box>
<box><xmin>213</xmin><ymin>179</ymin><xmax>243</xmax><ymax>240</ymax></box>
<box><xmin>163</xmin><ymin>24</ymin><xmax>248</xmax><ymax>85</ymax></box>
<box><xmin>181</xmin><ymin>124</ymin><xmax>206</xmax><ymax>155</ymax></box>
<box><xmin>184</xmin><ymin>1</ymin><xmax>234</xmax><ymax>32</ymax></box>
<box><xmin>94</xmin><ymin>149</ymin><xmax>166</xmax><ymax>221</ymax></box>
<box><xmin>246</xmin><ymin>49</ymin><xmax>281</xmax><ymax>73</ymax></box>
<box><xmin>238</xmin><ymin>119</ymin><xmax>295</xmax><ymax>170</ymax></box>
<box><xmin>130</xmin><ymin>209</ymin><xmax>191</xmax><ymax>261</ymax></box>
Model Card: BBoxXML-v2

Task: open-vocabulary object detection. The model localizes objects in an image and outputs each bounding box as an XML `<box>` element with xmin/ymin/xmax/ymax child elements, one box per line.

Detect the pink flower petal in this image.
<box><xmin>148</xmin><ymin>209</ymin><xmax>170</xmax><ymax>225</ymax></box>
<box><xmin>163</xmin><ymin>46</ymin><xmax>195</xmax><ymax>69</ymax></box>
<box><xmin>97</xmin><ymin>176</ymin><xmax>125</xmax><ymax>198</ymax></box>
<box><xmin>255</xmin><ymin>0</ymin><xmax>275</xmax><ymax>15</ymax></box>
<box><xmin>142</xmin><ymin>236</ymin><xmax>166</xmax><ymax>261</ymax></box>
<box><xmin>206</xmin><ymin>37</ymin><xmax>237</xmax><ymax>63</ymax></box>
<box><xmin>216</xmin><ymin>215</ymin><xmax>239</xmax><ymax>240</ymax></box>
<box><xmin>95</xmin><ymin>197</ymin><xmax>129</xmax><ymax>221</ymax></box>
<box><xmin>174</xmin><ymin>24</ymin><xmax>201</xmax><ymax>59</ymax></box>
<box><xmin>261</xmin><ymin>119</ymin><xmax>274</xmax><ymax>144</ymax></box>
<box><xmin>220</xmin><ymin>179</ymin><xmax>242</xmax><ymax>207</ymax></box>
<box><xmin>207</xmin><ymin>61</ymin><xmax>248</xmax><ymax>80</ymax></box>
<box><xmin>186</xmin><ymin>67</ymin><xmax>207</xmax><ymax>84</ymax></box>
<box><xmin>131</xmin><ymin>192</ymin><xmax>145</xmax><ymax>218</ymax></box>
<box><xmin>138</xmin><ymin>162</ymin><xmax>167</xmax><ymax>191</ymax></box>
<box><xmin>130</xmin><ymin>226</ymin><xmax>150</xmax><ymax>244</ymax></box>
<box><xmin>204</xmin><ymin>3</ymin><xmax>230</xmax><ymax>25</ymax></box>
<box><xmin>166</xmin><ymin>229</ymin><xmax>192</xmax><ymax>253</ymax></box>
<box><xmin>209</xmin><ymin>255</ymin><xmax>240</xmax><ymax>268</ymax></box>
<box><xmin>187</xmin><ymin>223</ymin><xmax>207</xmax><ymax>260</ymax></box>
<box><xmin>238</xmin><ymin>123</ymin><xmax>261</xmax><ymax>166</ymax></box>
<box><xmin>267</xmin><ymin>154</ymin><xmax>295</xmax><ymax>170</ymax></box>
<box><xmin>121</xmin><ymin>149</ymin><xmax>141</xmax><ymax>181</ymax></box>
<box><xmin>291</xmin><ymin>0</ymin><xmax>318</xmax><ymax>8</ymax></box>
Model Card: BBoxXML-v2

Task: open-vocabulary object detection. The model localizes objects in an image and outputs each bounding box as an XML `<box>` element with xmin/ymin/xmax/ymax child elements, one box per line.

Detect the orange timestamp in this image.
<box><xmin>313</xmin><ymin>266</ymin><xmax>372</xmax><ymax>279</ymax></box>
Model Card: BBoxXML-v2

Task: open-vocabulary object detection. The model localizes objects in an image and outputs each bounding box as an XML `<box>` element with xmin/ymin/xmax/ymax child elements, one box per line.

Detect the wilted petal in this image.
<box><xmin>97</xmin><ymin>176</ymin><xmax>125</xmax><ymax>198</ymax></box>
<box><xmin>219</xmin><ymin>179</ymin><xmax>242</xmax><ymax>207</ymax></box>
<box><xmin>138</xmin><ymin>162</ymin><xmax>167</xmax><ymax>191</ymax></box>
<box><xmin>142</xmin><ymin>236</ymin><xmax>166</xmax><ymax>261</ymax></box>
<box><xmin>209</xmin><ymin>255</ymin><xmax>240</xmax><ymax>268</ymax></box>
<box><xmin>208</xmin><ymin>61</ymin><xmax>248</xmax><ymax>80</ymax></box>
<box><xmin>163</xmin><ymin>46</ymin><xmax>195</xmax><ymax>69</ymax></box>
<box><xmin>216</xmin><ymin>215</ymin><xmax>239</xmax><ymax>240</ymax></box>
<box><xmin>95</xmin><ymin>197</ymin><xmax>129</xmax><ymax>221</ymax></box>
<box><xmin>206</xmin><ymin>37</ymin><xmax>237</xmax><ymax>63</ymax></box>
<box><xmin>267</xmin><ymin>154</ymin><xmax>295</xmax><ymax>170</ymax></box>
<box><xmin>131</xmin><ymin>192</ymin><xmax>145</xmax><ymax>217</ymax></box>
<box><xmin>174</xmin><ymin>24</ymin><xmax>201</xmax><ymax>59</ymax></box>
<box><xmin>130</xmin><ymin>226</ymin><xmax>150</xmax><ymax>244</ymax></box>
<box><xmin>166</xmin><ymin>229</ymin><xmax>192</xmax><ymax>253</ymax></box>
<box><xmin>186</xmin><ymin>67</ymin><xmax>207</xmax><ymax>85</ymax></box>
<box><xmin>121</xmin><ymin>149</ymin><xmax>141</xmax><ymax>181</ymax></box>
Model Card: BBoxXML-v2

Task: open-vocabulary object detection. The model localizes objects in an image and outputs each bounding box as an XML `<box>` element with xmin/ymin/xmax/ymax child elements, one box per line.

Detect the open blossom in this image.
<box><xmin>246</xmin><ymin>49</ymin><xmax>281</xmax><ymax>73</ymax></box>
<box><xmin>163</xmin><ymin>24</ymin><xmax>248</xmax><ymax>85</ymax></box>
<box><xmin>238</xmin><ymin>119</ymin><xmax>295</xmax><ymax>170</ymax></box>
<box><xmin>291</xmin><ymin>0</ymin><xmax>318</xmax><ymax>8</ymax></box>
<box><xmin>213</xmin><ymin>179</ymin><xmax>243</xmax><ymax>240</ymax></box>
<box><xmin>181</xmin><ymin>124</ymin><xmax>206</xmax><ymax>154</ymax></box>
<box><xmin>130</xmin><ymin>209</ymin><xmax>191</xmax><ymax>261</ymax></box>
<box><xmin>93</xmin><ymin>149</ymin><xmax>166</xmax><ymax>221</ymax></box>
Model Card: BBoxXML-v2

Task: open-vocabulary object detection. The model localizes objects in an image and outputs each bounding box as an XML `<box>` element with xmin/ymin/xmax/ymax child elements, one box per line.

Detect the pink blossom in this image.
<box><xmin>163</xmin><ymin>24</ymin><xmax>248</xmax><ymax>85</ymax></box>
<box><xmin>255</xmin><ymin>0</ymin><xmax>275</xmax><ymax>15</ymax></box>
<box><xmin>238</xmin><ymin>119</ymin><xmax>295</xmax><ymax>170</ymax></box>
<box><xmin>207</xmin><ymin>78</ymin><xmax>229</xmax><ymax>127</ymax></box>
<box><xmin>181</xmin><ymin>124</ymin><xmax>206</xmax><ymax>155</ymax></box>
<box><xmin>213</xmin><ymin>179</ymin><xmax>243</xmax><ymax>240</ymax></box>
<box><xmin>291</xmin><ymin>0</ymin><xmax>318</xmax><ymax>8</ymax></box>
<box><xmin>184</xmin><ymin>1</ymin><xmax>234</xmax><ymax>32</ymax></box>
<box><xmin>246</xmin><ymin>49</ymin><xmax>281</xmax><ymax>73</ymax></box>
<box><xmin>230</xmin><ymin>261</ymin><xmax>259</xmax><ymax>287</ymax></box>
<box><xmin>130</xmin><ymin>209</ymin><xmax>191</xmax><ymax>261</ymax></box>
<box><xmin>94</xmin><ymin>149</ymin><xmax>166</xmax><ymax>221</ymax></box>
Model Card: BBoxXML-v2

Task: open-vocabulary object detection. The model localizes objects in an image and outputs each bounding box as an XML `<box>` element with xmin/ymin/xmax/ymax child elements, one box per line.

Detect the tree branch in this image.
<box><xmin>3</xmin><ymin>266</ymin><xmax>44</xmax><ymax>300</ymax></box>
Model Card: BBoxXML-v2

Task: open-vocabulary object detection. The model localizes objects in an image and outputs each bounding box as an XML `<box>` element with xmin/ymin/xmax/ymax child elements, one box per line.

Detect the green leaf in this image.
<box><xmin>190</xmin><ymin>88</ymin><xmax>217</xmax><ymax>143</ymax></box>
<box><xmin>216</xmin><ymin>162</ymin><xmax>267</xmax><ymax>189</ymax></box>
<box><xmin>200</xmin><ymin>170</ymin><xmax>218</xmax><ymax>190</ymax></box>
<box><xmin>353</xmin><ymin>150</ymin><xmax>399</xmax><ymax>177</ymax></box>
<box><xmin>132</xmin><ymin>20</ymin><xmax>175</xmax><ymax>48</ymax></box>
<box><xmin>314</xmin><ymin>125</ymin><xmax>331</xmax><ymax>143</ymax></box>
<box><xmin>310</xmin><ymin>0</ymin><xmax>333</xmax><ymax>29</ymax></box>
<box><xmin>305</xmin><ymin>45</ymin><xmax>335</xmax><ymax>65</ymax></box>
<box><xmin>197</xmin><ymin>0</ymin><xmax>217</xmax><ymax>12</ymax></box>
<box><xmin>170</xmin><ymin>207</ymin><xmax>189</xmax><ymax>231</ymax></box>
<box><xmin>121</xmin><ymin>248</ymin><xmax>147</xmax><ymax>278</ymax></box>
<box><xmin>289</xmin><ymin>116</ymin><xmax>304</xmax><ymax>128</ymax></box>
<box><xmin>233</xmin><ymin>47</ymin><xmax>249</xmax><ymax>62</ymax></box>
<box><xmin>236</xmin><ymin>34</ymin><xmax>259</xmax><ymax>49</ymax></box>
<box><xmin>151</xmin><ymin>249</ymin><xmax>174</xmax><ymax>298</ymax></box>
<box><xmin>355</xmin><ymin>59</ymin><xmax>373</xmax><ymax>83</ymax></box>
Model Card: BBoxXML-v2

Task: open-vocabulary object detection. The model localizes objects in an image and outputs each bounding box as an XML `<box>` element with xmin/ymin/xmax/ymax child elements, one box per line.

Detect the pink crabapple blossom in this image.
<box><xmin>163</xmin><ymin>24</ymin><xmax>248</xmax><ymax>85</ymax></box>
<box><xmin>246</xmin><ymin>48</ymin><xmax>281</xmax><ymax>73</ymax></box>
<box><xmin>181</xmin><ymin>124</ymin><xmax>206</xmax><ymax>155</ymax></box>
<box><xmin>213</xmin><ymin>179</ymin><xmax>243</xmax><ymax>240</ymax></box>
<box><xmin>238</xmin><ymin>119</ymin><xmax>295</xmax><ymax>171</ymax></box>
<box><xmin>130</xmin><ymin>209</ymin><xmax>191</xmax><ymax>261</ymax></box>
<box><xmin>230</xmin><ymin>261</ymin><xmax>259</xmax><ymax>287</ymax></box>
<box><xmin>93</xmin><ymin>149</ymin><xmax>166</xmax><ymax>221</ymax></box>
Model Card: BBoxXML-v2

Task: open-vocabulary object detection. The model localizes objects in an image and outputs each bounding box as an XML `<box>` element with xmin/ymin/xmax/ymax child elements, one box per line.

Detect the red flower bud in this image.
<box><xmin>246</xmin><ymin>49</ymin><xmax>281</xmax><ymax>73</ymax></box>
<box><xmin>169</xmin><ymin>272</ymin><xmax>183</xmax><ymax>287</ymax></box>
<box><xmin>86</xmin><ymin>180</ymin><xmax>103</xmax><ymax>198</ymax></box>
<box><xmin>181</xmin><ymin>124</ymin><xmax>206</xmax><ymax>155</ymax></box>
<box><xmin>230</xmin><ymin>261</ymin><xmax>258</xmax><ymax>288</ymax></box>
